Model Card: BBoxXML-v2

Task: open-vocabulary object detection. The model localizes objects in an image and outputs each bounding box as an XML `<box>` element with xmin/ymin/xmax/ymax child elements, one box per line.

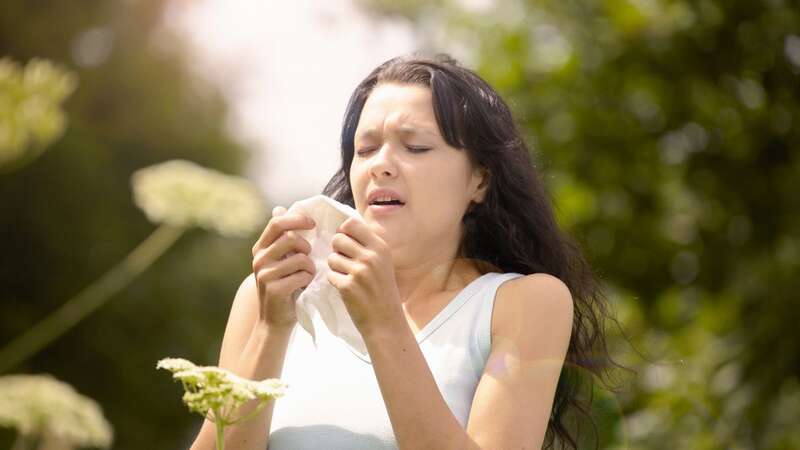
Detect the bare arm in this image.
<box><xmin>189</xmin><ymin>274</ymin><xmax>294</xmax><ymax>450</ymax></box>
<box><xmin>466</xmin><ymin>273</ymin><xmax>574</xmax><ymax>449</ymax></box>
<box><xmin>364</xmin><ymin>273</ymin><xmax>573</xmax><ymax>450</ymax></box>
<box><xmin>190</xmin><ymin>206</ymin><xmax>316</xmax><ymax>450</ymax></box>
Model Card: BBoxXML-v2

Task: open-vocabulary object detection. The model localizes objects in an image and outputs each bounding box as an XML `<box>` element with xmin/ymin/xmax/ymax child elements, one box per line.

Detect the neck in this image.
<box><xmin>392</xmin><ymin>248</ymin><xmax>479</xmax><ymax>312</ymax></box>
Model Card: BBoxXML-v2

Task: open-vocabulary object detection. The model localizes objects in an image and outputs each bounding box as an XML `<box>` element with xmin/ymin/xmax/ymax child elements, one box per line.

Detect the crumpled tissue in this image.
<box><xmin>286</xmin><ymin>194</ymin><xmax>368</xmax><ymax>355</ymax></box>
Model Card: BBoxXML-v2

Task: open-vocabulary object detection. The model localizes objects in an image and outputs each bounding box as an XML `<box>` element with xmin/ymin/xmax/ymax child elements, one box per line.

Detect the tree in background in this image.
<box><xmin>0</xmin><ymin>1</ymin><xmax>262</xmax><ymax>448</ymax></box>
<box><xmin>363</xmin><ymin>0</ymin><xmax>799</xmax><ymax>448</ymax></box>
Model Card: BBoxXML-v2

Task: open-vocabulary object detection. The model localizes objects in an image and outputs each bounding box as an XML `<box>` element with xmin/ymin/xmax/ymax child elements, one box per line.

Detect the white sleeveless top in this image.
<box><xmin>268</xmin><ymin>271</ymin><xmax>524</xmax><ymax>450</ymax></box>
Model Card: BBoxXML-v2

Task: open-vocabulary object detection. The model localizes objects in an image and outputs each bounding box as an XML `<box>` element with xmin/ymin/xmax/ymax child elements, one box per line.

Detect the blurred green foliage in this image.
<box><xmin>0</xmin><ymin>373</ymin><xmax>113</xmax><ymax>448</ymax></box>
<box><xmin>0</xmin><ymin>1</ymin><xmax>258</xmax><ymax>448</ymax></box>
<box><xmin>364</xmin><ymin>0</ymin><xmax>800</xmax><ymax>448</ymax></box>
<box><xmin>0</xmin><ymin>57</ymin><xmax>77</xmax><ymax>171</ymax></box>
<box><xmin>1</xmin><ymin>0</ymin><xmax>798</xmax><ymax>449</ymax></box>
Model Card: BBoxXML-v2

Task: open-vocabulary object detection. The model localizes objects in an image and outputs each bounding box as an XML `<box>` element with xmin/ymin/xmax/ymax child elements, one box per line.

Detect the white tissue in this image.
<box><xmin>286</xmin><ymin>194</ymin><xmax>368</xmax><ymax>355</ymax></box>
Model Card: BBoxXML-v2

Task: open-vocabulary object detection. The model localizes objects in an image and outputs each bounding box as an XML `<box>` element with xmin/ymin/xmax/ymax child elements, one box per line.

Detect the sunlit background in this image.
<box><xmin>1</xmin><ymin>0</ymin><xmax>798</xmax><ymax>449</ymax></box>
<box><xmin>167</xmin><ymin>0</ymin><xmax>417</xmax><ymax>204</ymax></box>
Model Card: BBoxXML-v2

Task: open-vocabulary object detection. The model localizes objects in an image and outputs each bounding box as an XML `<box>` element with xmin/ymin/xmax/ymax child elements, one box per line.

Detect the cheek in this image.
<box><xmin>414</xmin><ymin>169</ymin><xmax>470</xmax><ymax>225</ymax></box>
<box><xmin>427</xmin><ymin>157</ymin><xmax>471</xmax><ymax>201</ymax></box>
<box><xmin>349</xmin><ymin>164</ymin><xmax>368</xmax><ymax>211</ymax></box>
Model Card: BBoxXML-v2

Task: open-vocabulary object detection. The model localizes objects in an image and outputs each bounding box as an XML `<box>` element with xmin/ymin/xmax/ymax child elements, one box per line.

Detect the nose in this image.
<box><xmin>369</xmin><ymin>144</ymin><xmax>398</xmax><ymax>179</ymax></box>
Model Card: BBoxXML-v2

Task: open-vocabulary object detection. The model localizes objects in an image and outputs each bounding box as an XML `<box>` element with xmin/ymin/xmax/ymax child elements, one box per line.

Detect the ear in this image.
<box><xmin>470</xmin><ymin>165</ymin><xmax>490</xmax><ymax>203</ymax></box>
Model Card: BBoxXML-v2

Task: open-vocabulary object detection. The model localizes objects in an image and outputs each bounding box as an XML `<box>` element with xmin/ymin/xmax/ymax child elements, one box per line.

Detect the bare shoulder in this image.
<box><xmin>467</xmin><ymin>273</ymin><xmax>574</xmax><ymax>449</ymax></box>
<box><xmin>217</xmin><ymin>273</ymin><xmax>260</xmax><ymax>369</ymax></box>
<box><xmin>234</xmin><ymin>272</ymin><xmax>259</xmax><ymax>302</ymax></box>
<box><xmin>491</xmin><ymin>273</ymin><xmax>574</xmax><ymax>343</ymax></box>
<box><xmin>230</xmin><ymin>273</ymin><xmax>260</xmax><ymax>322</ymax></box>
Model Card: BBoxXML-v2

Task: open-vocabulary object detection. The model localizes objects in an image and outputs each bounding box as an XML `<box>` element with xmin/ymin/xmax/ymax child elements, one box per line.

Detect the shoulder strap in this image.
<box><xmin>476</xmin><ymin>272</ymin><xmax>525</xmax><ymax>362</ymax></box>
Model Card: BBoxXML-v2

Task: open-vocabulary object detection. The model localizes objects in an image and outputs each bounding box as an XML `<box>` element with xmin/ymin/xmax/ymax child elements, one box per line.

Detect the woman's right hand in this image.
<box><xmin>251</xmin><ymin>205</ymin><xmax>316</xmax><ymax>329</ymax></box>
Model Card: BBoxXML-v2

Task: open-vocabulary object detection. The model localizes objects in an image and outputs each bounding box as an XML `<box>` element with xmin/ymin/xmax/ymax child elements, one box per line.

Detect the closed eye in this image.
<box><xmin>356</xmin><ymin>146</ymin><xmax>431</xmax><ymax>156</ymax></box>
<box><xmin>406</xmin><ymin>146</ymin><xmax>431</xmax><ymax>153</ymax></box>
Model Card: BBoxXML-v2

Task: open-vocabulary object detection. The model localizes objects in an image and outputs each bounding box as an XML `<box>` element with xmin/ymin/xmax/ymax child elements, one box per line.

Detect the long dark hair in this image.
<box><xmin>322</xmin><ymin>53</ymin><xmax>621</xmax><ymax>450</ymax></box>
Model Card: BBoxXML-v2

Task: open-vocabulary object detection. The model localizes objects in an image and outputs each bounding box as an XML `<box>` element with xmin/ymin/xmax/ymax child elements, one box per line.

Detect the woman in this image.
<box><xmin>190</xmin><ymin>54</ymin><xmax>616</xmax><ymax>450</ymax></box>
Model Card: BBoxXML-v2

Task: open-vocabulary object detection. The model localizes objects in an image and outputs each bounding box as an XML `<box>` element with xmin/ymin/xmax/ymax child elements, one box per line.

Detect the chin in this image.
<box><xmin>373</xmin><ymin>222</ymin><xmax>403</xmax><ymax>247</ymax></box>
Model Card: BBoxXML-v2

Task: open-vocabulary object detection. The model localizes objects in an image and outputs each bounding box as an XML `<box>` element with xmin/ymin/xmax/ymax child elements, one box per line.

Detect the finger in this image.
<box><xmin>266</xmin><ymin>270</ymin><xmax>315</xmax><ymax>299</ymax></box>
<box><xmin>331</xmin><ymin>232</ymin><xmax>360</xmax><ymax>259</ymax></box>
<box><xmin>337</xmin><ymin>217</ymin><xmax>380</xmax><ymax>248</ymax></box>
<box><xmin>253</xmin><ymin>205</ymin><xmax>288</xmax><ymax>254</ymax></box>
<box><xmin>326</xmin><ymin>270</ymin><xmax>348</xmax><ymax>292</ymax></box>
<box><xmin>253</xmin><ymin>212</ymin><xmax>315</xmax><ymax>254</ymax></box>
<box><xmin>253</xmin><ymin>232</ymin><xmax>312</xmax><ymax>268</ymax></box>
<box><xmin>257</xmin><ymin>253</ymin><xmax>316</xmax><ymax>283</ymax></box>
<box><xmin>327</xmin><ymin>251</ymin><xmax>356</xmax><ymax>275</ymax></box>
<box><xmin>276</xmin><ymin>231</ymin><xmax>313</xmax><ymax>257</ymax></box>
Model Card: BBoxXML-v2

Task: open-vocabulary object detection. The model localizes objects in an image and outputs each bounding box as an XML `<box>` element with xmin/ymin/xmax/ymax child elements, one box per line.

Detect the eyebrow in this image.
<box><xmin>355</xmin><ymin>125</ymin><xmax>440</xmax><ymax>141</ymax></box>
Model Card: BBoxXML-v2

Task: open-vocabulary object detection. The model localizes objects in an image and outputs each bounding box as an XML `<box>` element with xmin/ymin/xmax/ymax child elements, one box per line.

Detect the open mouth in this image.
<box><xmin>370</xmin><ymin>200</ymin><xmax>405</xmax><ymax>206</ymax></box>
<box><xmin>368</xmin><ymin>199</ymin><xmax>405</xmax><ymax>213</ymax></box>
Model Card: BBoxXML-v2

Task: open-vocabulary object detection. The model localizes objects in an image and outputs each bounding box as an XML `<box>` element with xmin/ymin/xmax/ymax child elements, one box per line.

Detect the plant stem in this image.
<box><xmin>213</xmin><ymin>409</ymin><xmax>225</xmax><ymax>450</ymax></box>
<box><xmin>0</xmin><ymin>224</ymin><xmax>185</xmax><ymax>373</ymax></box>
<box><xmin>228</xmin><ymin>399</ymin><xmax>271</xmax><ymax>425</ymax></box>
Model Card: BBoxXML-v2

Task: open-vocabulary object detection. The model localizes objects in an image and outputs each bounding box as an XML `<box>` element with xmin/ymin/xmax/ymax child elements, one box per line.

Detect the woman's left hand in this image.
<box><xmin>326</xmin><ymin>217</ymin><xmax>403</xmax><ymax>339</ymax></box>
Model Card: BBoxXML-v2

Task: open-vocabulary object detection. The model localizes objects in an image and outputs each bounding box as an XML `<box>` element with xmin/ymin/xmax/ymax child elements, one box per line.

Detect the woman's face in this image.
<box><xmin>350</xmin><ymin>82</ymin><xmax>487</xmax><ymax>264</ymax></box>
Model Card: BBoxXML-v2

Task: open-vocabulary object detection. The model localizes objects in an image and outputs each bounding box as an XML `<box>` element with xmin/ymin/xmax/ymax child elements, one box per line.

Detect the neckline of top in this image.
<box><xmin>345</xmin><ymin>272</ymin><xmax>500</xmax><ymax>364</ymax></box>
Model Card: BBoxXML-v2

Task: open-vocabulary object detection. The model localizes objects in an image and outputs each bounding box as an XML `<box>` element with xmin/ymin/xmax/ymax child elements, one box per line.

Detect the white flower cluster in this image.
<box><xmin>0</xmin><ymin>57</ymin><xmax>78</xmax><ymax>167</ymax></box>
<box><xmin>0</xmin><ymin>374</ymin><xmax>113</xmax><ymax>448</ymax></box>
<box><xmin>157</xmin><ymin>357</ymin><xmax>287</xmax><ymax>423</ymax></box>
<box><xmin>131</xmin><ymin>160</ymin><xmax>268</xmax><ymax>237</ymax></box>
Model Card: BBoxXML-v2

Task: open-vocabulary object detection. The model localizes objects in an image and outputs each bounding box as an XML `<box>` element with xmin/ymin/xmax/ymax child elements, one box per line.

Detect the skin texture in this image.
<box><xmin>190</xmin><ymin>83</ymin><xmax>574</xmax><ymax>450</ymax></box>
